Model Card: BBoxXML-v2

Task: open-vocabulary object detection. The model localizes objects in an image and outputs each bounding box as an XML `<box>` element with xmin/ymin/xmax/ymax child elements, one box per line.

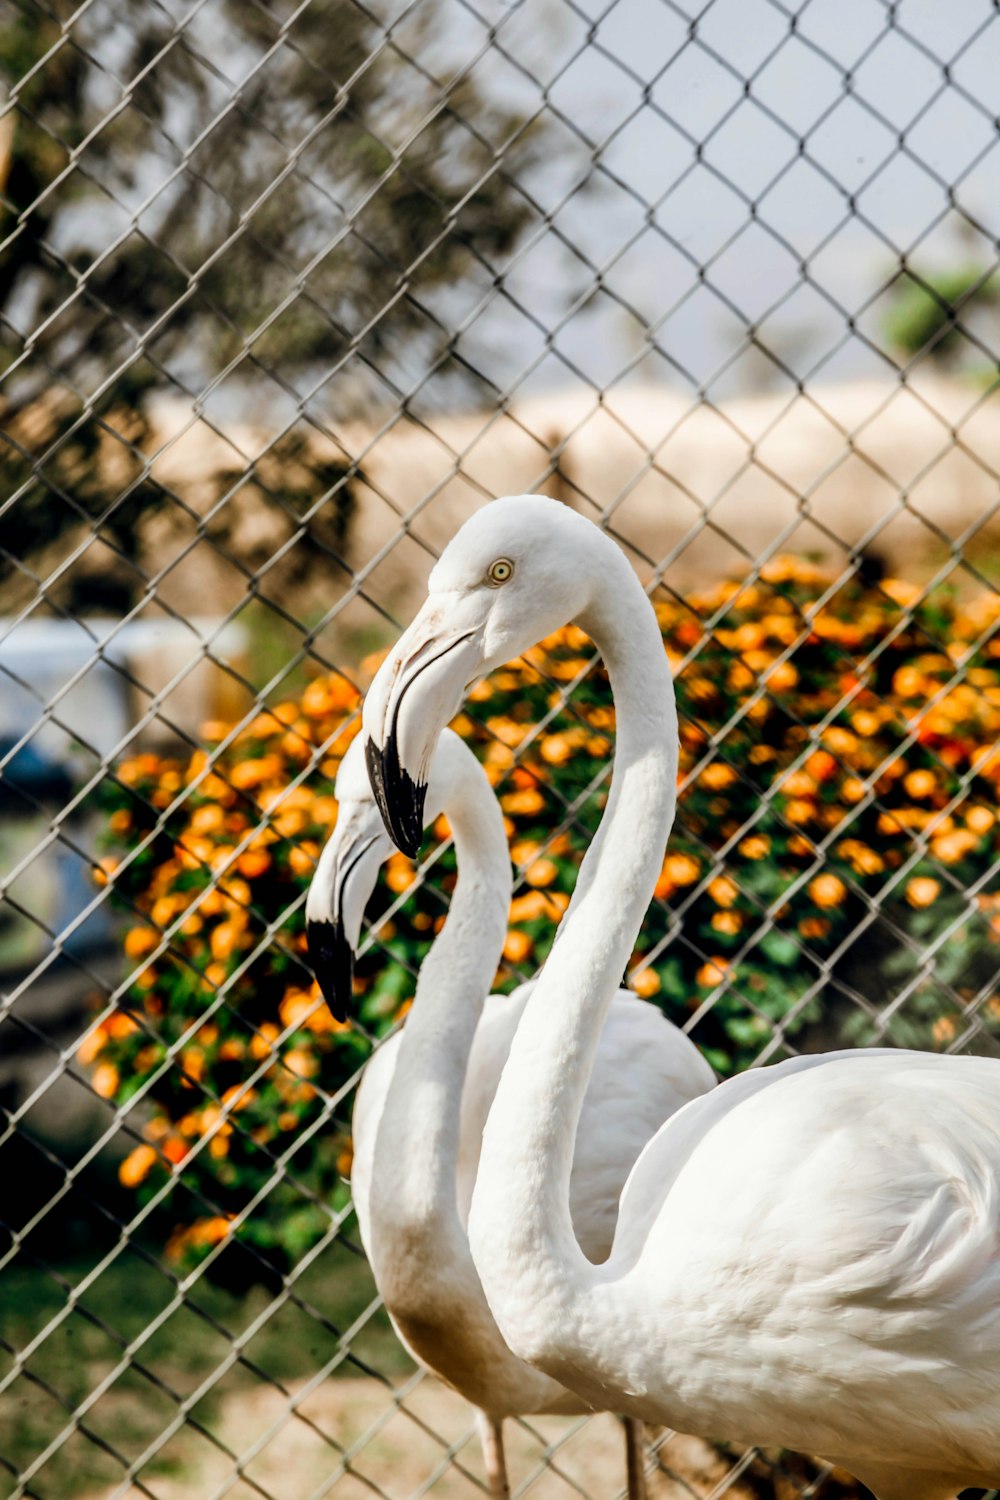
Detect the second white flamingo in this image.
<box><xmin>307</xmin><ymin>728</ymin><xmax>715</xmax><ymax>1497</ymax></box>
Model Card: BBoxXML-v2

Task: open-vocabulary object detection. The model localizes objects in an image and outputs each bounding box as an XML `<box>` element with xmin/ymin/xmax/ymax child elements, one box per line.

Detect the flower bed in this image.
<box><xmin>88</xmin><ymin>558</ymin><xmax>1000</xmax><ymax>1275</ymax></box>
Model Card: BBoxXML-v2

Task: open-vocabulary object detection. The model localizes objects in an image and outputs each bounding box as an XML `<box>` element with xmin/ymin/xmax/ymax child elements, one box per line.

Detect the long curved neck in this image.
<box><xmin>369</xmin><ymin>764</ymin><xmax>511</xmax><ymax>1270</ymax></box>
<box><xmin>468</xmin><ymin>545</ymin><xmax>677</xmax><ymax>1333</ymax></box>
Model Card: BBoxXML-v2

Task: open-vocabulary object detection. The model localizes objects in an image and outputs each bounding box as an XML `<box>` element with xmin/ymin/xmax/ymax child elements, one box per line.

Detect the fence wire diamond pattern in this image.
<box><xmin>3</xmin><ymin>1</ymin><xmax>1000</xmax><ymax>1497</ymax></box>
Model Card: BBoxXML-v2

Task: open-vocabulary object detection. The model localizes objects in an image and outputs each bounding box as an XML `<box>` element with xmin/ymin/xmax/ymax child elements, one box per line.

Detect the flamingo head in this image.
<box><xmin>363</xmin><ymin>496</ymin><xmax>603</xmax><ymax>855</ymax></box>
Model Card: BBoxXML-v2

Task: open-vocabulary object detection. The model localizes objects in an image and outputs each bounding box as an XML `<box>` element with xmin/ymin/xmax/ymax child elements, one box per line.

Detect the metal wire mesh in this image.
<box><xmin>3</xmin><ymin>0</ymin><xmax>1000</xmax><ymax>1496</ymax></box>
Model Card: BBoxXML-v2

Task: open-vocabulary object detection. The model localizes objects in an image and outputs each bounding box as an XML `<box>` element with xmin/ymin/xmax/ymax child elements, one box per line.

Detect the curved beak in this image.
<box><xmin>305</xmin><ymin>811</ymin><xmax>390</xmax><ymax>1021</ymax></box>
<box><xmin>363</xmin><ymin>595</ymin><xmax>486</xmax><ymax>856</ymax></box>
<box><xmin>364</xmin><ymin>735</ymin><xmax>426</xmax><ymax>865</ymax></box>
<box><xmin>306</xmin><ymin>914</ymin><xmax>355</xmax><ymax>1024</ymax></box>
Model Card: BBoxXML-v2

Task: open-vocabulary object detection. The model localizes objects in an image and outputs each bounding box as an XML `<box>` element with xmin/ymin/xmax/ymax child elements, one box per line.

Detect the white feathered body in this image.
<box><xmin>351</xmin><ymin>985</ymin><xmax>714</xmax><ymax>1416</ymax></box>
<box><xmin>528</xmin><ymin>1050</ymin><xmax>1000</xmax><ymax>1489</ymax></box>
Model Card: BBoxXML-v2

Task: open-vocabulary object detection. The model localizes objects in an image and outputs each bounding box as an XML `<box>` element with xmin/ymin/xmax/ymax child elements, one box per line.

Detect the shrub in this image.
<box><xmin>87</xmin><ymin>558</ymin><xmax>1000</xmax><ymax>1277</ymax></box>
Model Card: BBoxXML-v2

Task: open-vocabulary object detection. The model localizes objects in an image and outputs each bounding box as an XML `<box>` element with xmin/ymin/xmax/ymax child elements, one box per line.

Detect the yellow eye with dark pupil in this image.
<box><xmin>487</xmin><ymin>558</ymin><xmax>514</xmax><ymax>586</ymax></box>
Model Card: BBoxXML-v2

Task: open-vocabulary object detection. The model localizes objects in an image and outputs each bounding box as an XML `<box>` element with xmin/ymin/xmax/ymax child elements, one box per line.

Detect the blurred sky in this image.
<box><xmin>385</xmin><ymin>0</ymin><xmax>1000</xmax><ymax>410</ymax></box>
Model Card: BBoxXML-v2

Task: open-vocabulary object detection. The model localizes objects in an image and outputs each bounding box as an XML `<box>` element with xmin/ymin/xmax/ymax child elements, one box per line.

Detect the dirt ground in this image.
<box><xmin>82</xmin><ymin>1373</ymin><xmax>859</xmax><ymax>1500</ymax></box>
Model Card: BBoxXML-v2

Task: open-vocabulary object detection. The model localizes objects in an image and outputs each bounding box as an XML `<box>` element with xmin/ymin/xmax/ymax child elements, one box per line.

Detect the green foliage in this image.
<box><xmin>883</xmin><ymin>263</ymin><xmax>999</xmax><ymax>367</ymax></box>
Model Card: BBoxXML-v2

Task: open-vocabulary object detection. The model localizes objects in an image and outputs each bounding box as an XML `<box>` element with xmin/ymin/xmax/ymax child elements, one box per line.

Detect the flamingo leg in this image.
<box><xmin>475</xmin><ymin>1409</ymin><xmax>510</xmax><ymax>1499</ymax></box>
<box><xmin>623</xmin><ymin>1416</ymin><xmax>648</xmax><ymax>1500</ymax></box>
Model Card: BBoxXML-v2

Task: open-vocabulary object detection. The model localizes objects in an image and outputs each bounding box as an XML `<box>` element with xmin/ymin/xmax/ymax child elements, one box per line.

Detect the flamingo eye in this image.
<box><xmin>486</xmin><ymin>558</ymin><xmax>514</xmax><ymax>586</ymax></box>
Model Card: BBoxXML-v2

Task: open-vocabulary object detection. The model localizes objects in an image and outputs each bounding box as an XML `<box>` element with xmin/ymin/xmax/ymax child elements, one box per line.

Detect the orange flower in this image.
<box><xmin>230</xmin><ymin>755</ymin><xmax>282</xmax><ymax>791</ymax></box>
<box><xmin>768</xmin><ymin>661</ymin><xmax>799</xmax><ymax>693</ymax></box>
<box><xmin>932</xmin><ymin>1015</ymin><xmax>956</xmax><ymax>1046</ymax></box>
<box><xmin>280</xmin><ymin>983</ymin><xmax>344</xmax><ymax>1034</ymax></box>
<box><xmin>631</xmin><ymin>968</ymin><xmax>661</xmax><ymax>998</ymax></box>
<box><xmin>883</xmin><ymin>578</ymin><xmax>920</xmax><ymax>607</ymax></box>
<box><xmin>525</xmin><ymin>857</ymin><xmax>558</xmax><ymax>888</ymax></box>
<box><xmin>91</xmin><ymin>1063</ymin><xmax>119</xmax><ymax>1100</ymax></box>
<box><xmin>192</xmin><ymin>1215</ymin><xmax>235</xmax><ymax>1247</ymax></box>
<box><xmin>809</xmin><ymin>873</ymin><xmax>847</xmax><ymax>909</ymax></box>
<box><xmin>124</xmin><ymin>926</ymin><xmax>157</xmax><ymax>961</ymax></box>
<box><xmin>107</xmin><ymin>1012</ymin><xmax>139</xmax><ymax>1040</ymax></box>
<box><xmin>892</xmin><ymin>665</ymin><xmax>925</xmax><ymax>698</ymax></box>
<box><xmin>540</xmin><ymin>734</ymin><xmax>572</xmax><ymax>765</ymax></box>
<box><xmin>181</xmin><ymin>1046</ymin><xmax>205</xmax><ymax>1083</ymax></box>
<box><xmin>221</xmin><ymin>1085</ymin><xmax>257</xmax><ymax>1112</ymax></box>
<box><xmin>199</xmin><ymin>722</ymin><xmax>230</xmax><ymax>743</ymax></box>
<box><xmin>92</xmin><ymin>855</ymin><xmax>119</xmax><ymax>887</ymax></box>
<box><xmin>284</xmin><ymin>1047</ymin><xmax>319</xmax><ymax>1081</ymax></box>
<box><xmin>805</xmin><ymin>750</ymin><xmax>837</xmax><ymax>783</ymax></box>
<box><xmin>851</xmin><ymin>710</ymin><xmax>881</xmax><ymax>738</ymax></box>
<box><xmin>836</xmin><ymin>840</ymin><xmax>884</xmax><ymax>876</ymax></box>
<box><xmin>930</xmin><ymin>830</ymin><xmax>976</xmax><ymax>865</ymax></box>
<box><xmin>385</xmin><ymin>855</ymin><xmax>414</xmax><ymax>894</ymax></box>
<box><xmin>799</xmin><ymin>916</ymin><xmax>831</xmax><ymax>941</ymax></box>
<box><xmin>501</xmin><ymin>788</ymin><xmax>546</xmax><ymax>817</ymax></box>
<box><xmin>210</xmin><ymin>920</ymin><xmax>245</xmax><ymax>962</ymax></box>
<box><xmin>509</xmin><ymin>891</ymin><xmax>551</xmax><ymax>923</ymax></box>
<box><xmin>711</xmin><ymin>910</ymin><xmax>742</xmax><ymax>935</ymax></box>
<box><xmin>119</xmin><ymin>1144</ymin><xmax>158</xmax><ymax>1189</ymax></box>
<box><xmin>237</xmin><ymin>849</ymin><xmax>272</xmax><ymax>880</ymax></box>
<box><xmin>708</xmin><ymin>875</ymin><xmax>738</xmax><ymax>908</ymax></box>
<box><xmin>311</xmin><ymin>796</ymin><xmax>338</xmax><ymax>827</ymax></box>
<box><xmin>432</xmin><ymin>814</ymin><xmax>452</xmax><ymax>843</ymax></box>
<box><xmin>738</xmin><ymin>834</ymin><xmax>770</xmax><ymax>860</ymax></box>
<box><xmin>190</xmin><ymin>804</ymin><xmax>225</xmax><ymax>835</ymax></box>
<box><xmin>906</xmin><ymin>876</ymin><xmax>940</xmax><ymax>908</ymax></box>
<box><xmin>696</xmin><ymin>957</ymin><xmax>730</xmax><ymax>988</ymax></box>
<box><xmin>903</xmin><ymin>769</ymin><xmax>936</xmax><ymax>800</ymax></box>
<box><xmin>250</xmin><ymin>1023</ymin><xmax>279</xmax><ymax>1060</ymax></box>
<box><xmin>966</xmin><ymin>805</ymin><xmax>996</xmax><ymax>836</ymax></box>
<box><xmin>272</xmin><ymin>808</ymin><xmax>306</xmax><ymax>839</ymax></box>
<box><xmin>77</xmin><ymin>1024</ymin><xmax>108</xmax><ymax>1066</ymax></box>
<box><xmin>699</xmin><ymin>763</ymin><xmax>737</xmax><ymax>791</ymax></box>
<box><xmin>301</xmin><ymin>679</ymin><xmax>335</xmax><ymax>718</ymax></box>
<box><xmin>663</xmin><ymin>853</ymin><xmax>701</xmax><ymax>886</ymax></box>
<box><xmin>503</xmin><ymin>930</ymin><xmax>533</xmax><ymax>963</ymax></box>
<box><xmin>823</xmin><ymin>727</ymin><xmax>858</xmax><ymax>756</ymax></box>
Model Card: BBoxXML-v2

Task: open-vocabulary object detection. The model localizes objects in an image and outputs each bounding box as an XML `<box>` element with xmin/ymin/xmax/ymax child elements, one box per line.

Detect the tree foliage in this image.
<box><xmin>883</xmin><ymin>263</ymin><xmax>999</xmax><ymax>371</ymax></box>
<box><xmin>0</xmin><ymin>0</ymin><xmax>543</xmax><ymax>602</ymax></box>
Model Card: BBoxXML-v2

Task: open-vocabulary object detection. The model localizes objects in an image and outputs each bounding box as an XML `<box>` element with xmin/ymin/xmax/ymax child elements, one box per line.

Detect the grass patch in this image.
<box><xmin>0</xmin><ymin>1229</ymin><xmax>411</xmax><ymax>1499</ymax></box>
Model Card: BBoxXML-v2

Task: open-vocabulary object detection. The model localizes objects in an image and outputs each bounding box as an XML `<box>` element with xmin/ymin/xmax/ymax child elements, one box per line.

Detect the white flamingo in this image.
<box><xmin>361</xmin><ymin>494</ymin><xmax>1000</xmax><ymax>1500</ymax></box>
<box><xmin>306</xmin><ymin>728</ymin><xmax>715</xmax><ymax>1498</ymax></box>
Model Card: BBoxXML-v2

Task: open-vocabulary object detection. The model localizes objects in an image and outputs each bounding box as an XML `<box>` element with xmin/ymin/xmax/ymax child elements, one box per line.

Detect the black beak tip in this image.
<box><xmin>307</xmin><ymin>917</ymin><xmax>353</xmax><ymax>1024</ymax></box>
<box><xmin>365</xmin><ymin>734</ymin><xmax>427</xmax><ymax>860</ymax></box>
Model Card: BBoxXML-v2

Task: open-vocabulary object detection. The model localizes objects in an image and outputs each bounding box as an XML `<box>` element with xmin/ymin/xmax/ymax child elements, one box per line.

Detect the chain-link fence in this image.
<box><xmin>4</xmin><ymin>0</ymin><xmax>1000</xmax><ymax>1496</ymax></box>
